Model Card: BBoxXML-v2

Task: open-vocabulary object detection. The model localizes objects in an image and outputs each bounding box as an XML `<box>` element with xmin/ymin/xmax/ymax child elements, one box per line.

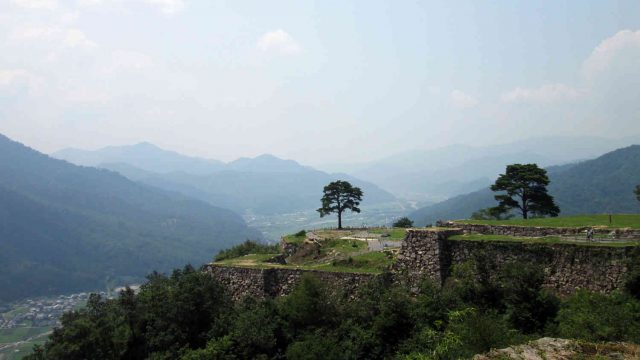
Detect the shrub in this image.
<box><xmin>499</xmin><ymin>262</ymin><xmax>559</xmax><ymax>334</ymax></box>
<box><xmin>393</xmin><ymin>217</ymin><xmax>414</xmax><ymax>228</ymax></box>
<box><xmin>214</xmin><ymin>240</ymin><xmax>280</xmax><ymax>261</ymax></box>
<box><xmin>556</xmin><ymin>290</ymin><xmax>640</xmax><ymax>342</ymax></box>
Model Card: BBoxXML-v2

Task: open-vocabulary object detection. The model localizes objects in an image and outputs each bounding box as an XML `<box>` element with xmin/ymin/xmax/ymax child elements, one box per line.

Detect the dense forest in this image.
<box><xmin>26</xmin><ymin>255</ymin><xmax>640</xmax><ymax>360</ymax></box>
<box><xmin>0</xmin><ymin>134</ymin><xmax>260</xmax><ymax>302</ymax></box>
<box><xmin>409</xmin><ymin>145</ymin><xmax>640</xmax><ymax>225</ymax></box>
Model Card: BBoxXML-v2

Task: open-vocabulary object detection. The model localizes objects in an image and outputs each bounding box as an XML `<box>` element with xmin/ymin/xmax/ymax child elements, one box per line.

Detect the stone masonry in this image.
<box><xmin>205</xmin><ymin>225</ymin><xmax>639</xmax><ymax>300</ymax></box>
<box><xmin>439</xmin><ymin>222</ymin><xmax>640</xmax><ymax>240</ymax></box>
<box><xmin>203</xmin><ymin>265</ymin><xmax>377</xmax><ymax>301</ymax></box>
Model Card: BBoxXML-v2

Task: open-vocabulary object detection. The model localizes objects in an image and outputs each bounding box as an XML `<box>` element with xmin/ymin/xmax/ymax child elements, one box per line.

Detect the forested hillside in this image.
<box><xmin>0</xmin><ymin>134</ymin><xmax>260</xmax><ymax>302</ymax></box>
<box><xmin>409</xmin><ymin>145</ymin><xmax>640</xmax><ymax>225</ymax></box>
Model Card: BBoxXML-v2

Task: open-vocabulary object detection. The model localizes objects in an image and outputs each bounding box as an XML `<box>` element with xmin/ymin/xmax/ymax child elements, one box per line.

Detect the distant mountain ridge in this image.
<box><xmin>339</xmin><ymin>135</ymin><xmax>640</xmax><ymax>201</ymax></box>
<box><xmin>54</xmin><ymin>142</ymin><xmax>225</xmax><ymax>175</ymax></box>
<box><xmin>408</xmin><ymin>145</ymin><xmax>640</xmax><ymax>225</ymax></box>
<box><xmin>0</xmin><ymin>134</ymin><xmax>259</xmax><ymax>302</ymax></box>
<box><xmin>54</xmin><ymin>144</ymin><xmax>397</xmax><ymax>216</ymax></box>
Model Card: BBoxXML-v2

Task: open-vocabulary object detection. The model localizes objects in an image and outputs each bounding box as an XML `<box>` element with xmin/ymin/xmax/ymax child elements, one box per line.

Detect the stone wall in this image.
<box><xmin>396</xmin><ymin>229</ymin><xmax>638</xmax><ymax>296</ymax></box>
<box><xmin>393</xmin><ymin>229</ymin><xmax>462</xmax><ymax>289</ymax></box>
<box><xmin>439</xmin><ymin>222</ymin><xmax>640</xmax><ymax>240</ymax></box>
<box><xmin>445</xmin><ymin>240</ymin><xmax>635</xmax><ymax>295</ymax></box>
<box><xmin>205</xmin><ymin>228</ymin><xmax>639</xmax><ymax>300</ymax></box>
<box><xmin>202</xmin><ymin>265</ymin><xmax>377</xmax><ymax>301</ymax></box>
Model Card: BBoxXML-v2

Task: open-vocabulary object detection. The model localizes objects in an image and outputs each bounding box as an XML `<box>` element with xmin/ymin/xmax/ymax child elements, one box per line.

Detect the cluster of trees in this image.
<box><xmin>26</xmin><ymin>257</ymin><xmax>640</xmax><ymax>360</ymax></box>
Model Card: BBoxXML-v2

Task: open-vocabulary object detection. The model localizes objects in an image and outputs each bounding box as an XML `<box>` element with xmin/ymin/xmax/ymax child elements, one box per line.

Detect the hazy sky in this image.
<box><xmin>1</xmin><ymin>0</ymin><xmax>640</xmax><ymax>165</ymax></box>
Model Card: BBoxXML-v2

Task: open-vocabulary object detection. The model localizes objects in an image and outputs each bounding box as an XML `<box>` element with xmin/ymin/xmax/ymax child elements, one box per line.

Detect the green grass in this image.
<box><xmin>215</xmin><ymin>253</ymin><xmax>281</xmax><ymax>266</ymax></box>
<box><xmin>449</xmin><ymin>233</ymin><xmax>640</xmax><ymax>247</ymax></box>
<box><xmin>282</xmin><ymin>234</ymin><xmax>306</xmax><ymax>245</ymax></box>
<box><xmin>321</xmin><ymin>238</ymin><xmax>367</xmax><ymax>253</ymax></box>
<box><xmin>310</xmin><ymin>251</ymin><xmax>396</xmax><ymax>274</ymax></box>
<box><xmin>0</xmin><ymin>332</ymin><xmax>48</xmax><ymax>360</ymax></box>
<box><xmin>0</xmin><ymin>328</ymin><xmax>31</xmax><ymax>344</ymax></box>
<box><xmin>455</xmin><ymin>214</ymin><xmax>640</xmax><ymax>229</ymax></box>
<box><xmin>213</xmin><ymin>249</ymin><xmax>396</xmax><ymax>274</ymax></box>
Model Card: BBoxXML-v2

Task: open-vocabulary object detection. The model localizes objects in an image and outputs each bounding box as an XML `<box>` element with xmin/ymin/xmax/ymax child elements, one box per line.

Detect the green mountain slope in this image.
<box><xmin>0</xmin><ymin>134</ymin><xmax>260</xmax><ymax>302</ymax></box>
<box><xmin>56</xmin><ymin>147</ymin><xmax>397</xmax><ymax>215</ymax></box>
<box><xmin>409</xmin><ymin>145</ymin><xmax>640</xmax><ymax>225</ymax></box>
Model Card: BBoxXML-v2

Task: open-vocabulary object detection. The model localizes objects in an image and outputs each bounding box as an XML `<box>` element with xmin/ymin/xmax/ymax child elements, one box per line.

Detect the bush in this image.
<box><xmin>556</xmin><ymin>290</ymin><xmax>640</xmax><ymax>342</ymax></box>
<box><xmin>393</xmin><ymin>217</ymin><xmax>414</xmax><ymax>228</ymax></box>
<box><xmin>499</xmin><ymin>262</ymin><xmax>559</xmax><ymax>334</ymax></box>
<box><xmin>215</xmin><ymin>240</ymin><xmax>280</xmax><ymax>261</ymax></box>
<box><xmin>29</xmin><ymin>259</ymin><xmax>640</xmax><ymax>360</ymax></box>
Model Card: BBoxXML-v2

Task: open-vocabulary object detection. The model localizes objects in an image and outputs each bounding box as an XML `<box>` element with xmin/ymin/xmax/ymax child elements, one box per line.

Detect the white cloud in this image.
<box><xmin>450</xmin><ymin>89</ymin><xmax>478</xmax><ymax>108</ymax></box>
<box><xmin>257</xmin><ymin>30</ymin><xmax>301</xmax><ymax>55</ymax></box>
<box><xmin>12</xmin><ymin>26</ymin><xmax>97</xmax><ymax>48</ymax></box>
<box><xmin>63</xmin><ymin>28</ymin><xmax>96</xmax><ymax>48</ymax></box>
<box><xmin>582</xmin><ymin>30</ymin><xmax>640</xmax><ymax>80</ymax></box>
<box><xmin>0</xmin><ymin>70</ymin><xmax>31</xmax><ymax>86</ymax></box>
<box><xmin>76</xmin><ymin>0</ymin><xmax>184</xmax><ymax>14</ymax></box>
<box><xmin>102</xmin><ymin>50</ymin><xmax>154</xmax><ymax>74</ymax></box>
<box><xmin>502</xmin><ymin>29</ymin><xmax>640</xmax><ymax>105</ymax></box>
<box><xmin>0</xmin><ymin>69</ymin><xmax>43</xmax><ymax>93</ymax></box>
<box><xmin>501</xmin><ymin>83</ymin><xmax>585</xmax><ymax>104</ymax></box>
<box><xmin>11</xmin><ymin>0</ymin><xmax>57</xmax><ymax>9</ymax></box>
<box><xmin>141</xmin><ymin>0</ymin><xmax>185</xmax><ymax>15</ymax></box>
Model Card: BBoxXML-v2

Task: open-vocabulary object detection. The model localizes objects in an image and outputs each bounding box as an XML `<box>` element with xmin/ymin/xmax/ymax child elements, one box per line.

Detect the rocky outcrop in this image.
<box><xmin>474</xmin><ymin>337</ymin><xmax>640</xmax><ymax>359</ymax></box>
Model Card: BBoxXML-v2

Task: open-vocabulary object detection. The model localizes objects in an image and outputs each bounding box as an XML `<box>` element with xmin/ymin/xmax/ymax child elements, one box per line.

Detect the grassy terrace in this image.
<box><xmin>313</xmin><ymin>251</ymin><xmax>395</xmax><ymax>273</ymax></box>
<box><xmin>454</xmin><ymin>214</ymin><xmax>640</xmax><ymax>229</ymax></box>
<box><xmin>213</xmin><ymin>250</ymin><xmax>394</xmax><ymax>274</ymax></box>
<box><xmin>449</xmin><ymin>233</ymin><xmax>640</xmax><ymax>247</ymax></box>
<box><xmin>214</xmin><ymin>229</ymin><xmax>402</xmax><ymax>274</ymax></box>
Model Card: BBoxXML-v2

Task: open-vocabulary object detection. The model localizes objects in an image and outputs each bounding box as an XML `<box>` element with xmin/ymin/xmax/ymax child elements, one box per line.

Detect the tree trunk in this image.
<box><xmin>338</xmin><ymin>210</ymin><xmax>342</xmax><ymax>229</ymax></box>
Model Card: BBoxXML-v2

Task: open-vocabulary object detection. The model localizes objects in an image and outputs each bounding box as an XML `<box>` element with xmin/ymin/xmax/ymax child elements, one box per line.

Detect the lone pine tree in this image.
<box><xmin>490</xmin><ymin>163</ymin><xmax>560</xmax><ymax>219</ymax></box>
<box><xmin>317</xmin><ymin>180</ymin><xmax>363</xmax><ymax>229</ymax></box>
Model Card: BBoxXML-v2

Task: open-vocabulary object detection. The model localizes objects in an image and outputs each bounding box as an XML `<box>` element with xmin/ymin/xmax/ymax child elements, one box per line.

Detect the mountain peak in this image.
<box><xmin>131</xmin><ymin>141</ymin><xmax>160</xmax><ymax>149</ymax></box>
<box><xmin>227</xmin><ymin>154</ymin><xmax>307</xmax><ymax>173</ymax></box>
<box><xmin>53</xmin><ymin>143</ymin><xmax>225</xmax><ymax>175</ymax></box>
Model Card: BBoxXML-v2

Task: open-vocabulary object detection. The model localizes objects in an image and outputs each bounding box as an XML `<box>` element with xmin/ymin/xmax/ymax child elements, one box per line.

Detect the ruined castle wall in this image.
<box><xmin>396</xmin><ymin>229</ymin><xmax>637</xmax><ymax>296</ymax></box>
<box><xmin>445</xmin><ymin>240</ymin><xmax>634</xmax><ymax>295</ymax></box>
<box><xmin>202</xmin><ymin>265</ymin><xmax>377</xmax><ymax>301</ymax></box>
<box><xmin>393</xmin><ymin>229</ymin><xmax>462</xmax><ymax>289</ymax></box>
<box><xmin>205</xmin><ymin>228</ymin><xmax>639</xmax><ymax>300</ymax></box>
<box><xmin>440</xmin><ymin>222</ymin><xmax>640</xmax><ymax>240</ymax></box>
